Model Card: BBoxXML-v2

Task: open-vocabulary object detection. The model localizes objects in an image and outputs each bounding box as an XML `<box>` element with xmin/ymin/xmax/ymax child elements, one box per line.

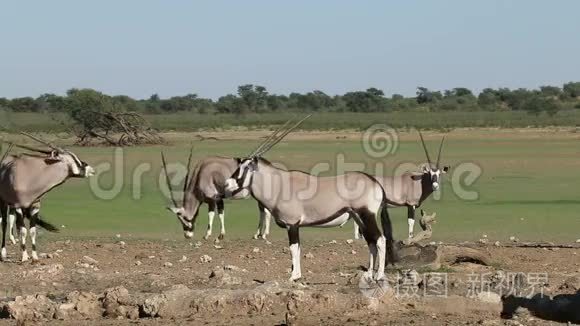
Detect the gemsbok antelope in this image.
<box><xmin>225</xmin><ymin>116</ymin><xmax>397</xmax><ymax>281</ymax></box>
<box><xmin>0</xmin><ymin>133</ymin><xmax>94</xmax><ymax>262</ymax></box>
<box><xmin>354</xmin><ymin>131</ymin><xmax>450</xmax><ymax>240</ymax></box>
<box><xmin>161</xmin><ymin>148</ymin><xmax>272</xmax><ymax>240</ymax></box>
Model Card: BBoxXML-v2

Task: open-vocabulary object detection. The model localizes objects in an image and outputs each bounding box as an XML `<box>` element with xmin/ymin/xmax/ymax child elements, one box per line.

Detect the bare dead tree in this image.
<box><xmin>70</xmin><ymin>110</ymin><xmax>164</xmax><ymax>146</ymax></box>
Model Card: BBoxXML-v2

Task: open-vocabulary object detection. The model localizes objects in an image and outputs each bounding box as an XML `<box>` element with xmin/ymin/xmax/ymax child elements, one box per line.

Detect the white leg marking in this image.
<box><xmin>375</xmin><ymin>236</ymin><xmax>386</xmax><ymax>280</ymax></box>
<box><xmin>20</xmin><ymin>226</ymin><xmax>28</xmax><ymax>262</ymax></box>
<box><xmin>289</xmin><ymin>243</ymin><xmax>302</xmax><ymax>281</ymax></box>
<box><xmin>204</xmin><ymin>211</ymin><xmax>215</xmax><ymax>240</ymax></box>
<box><xmin>30</xmin><ymin>226</ymin><xmax>38</xmax><ymax>261</ymax></box>
<box><xmin>254</xmin><ymin>210</ymin><xmax>264</xmax><ymax>239</ymax></box>
<box><xmin>218</xmin><ymin>212</ymin><xmax>225</xmax><ymax>237</ymax></box>
<box><xmin>1</xmin><ymin>247</ymin><xmax>6</xmax><ymax>260</ymax></box>
<box><xmin>354</xmin><ymin>223</ymin><xmax>360</xmax><ymax>240</ymax></box>
<box><xmin>367</xmin><ymin>243</ymin><xmax>376</xmax><ymax>280</ymax></box>
<box><xmin>408</xmin><ymin>218</ymin><xmax>415</xmax><ymax>238</ymax></box>
<box><xmin>262</xmin><ymin>210</ymin><xmax>271</xmax><ymax>239</ymax></box>
<box><xmin>8</xmin><ymin>213</ymin><xmax>16</xmax><ymax>244</ymax></box>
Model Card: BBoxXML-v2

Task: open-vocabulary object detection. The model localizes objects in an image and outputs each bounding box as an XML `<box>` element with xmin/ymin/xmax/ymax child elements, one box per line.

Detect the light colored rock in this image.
<box><xmin>494</xmin><ymin>241</ymin><xmax>501</xmax><ymax>247</ymax></box>
<box><xmin>209</xmin><ymin>268</ymin><xmax>242</xmax><ymax>286</ymax></box>
<box><xmin>5</xmin><ymin>294</ymin><xmax>56</xmax><ymax>321</ymax></box>
<box><xmin>115</xmin><ymin>234</ymin><xmax>121</xmax><ymax>238</ymax></box>
<box><xmin>509</xmin><ymin>236</ymin><xmax>518</xmax><ymax>242</ymax></box>
<box><xmin>329</xmin><ymin>240</ymin><xmax>337</xmax><ymax>244</ymax></box>
<box><xmin>164</xmin><ymin>262</ymin><xmax>173</xmax><ymax>268</ymax></box>
<box><xmin>304</xmin><ymin>252</ymin><xmax>314</xmax><ymax>259</ymax></box>
<box><xmin>83</xmin><ymin>255</ymin><xmax>98</xmax><ymax>265</ymax></box>
<box><xmin>346</xmin><ymin>239</ymin><xmax>354</xmax><ymax>244</ymax></box>
<box><xmin>476</xmin><ymin>291</ymin><xmax>502</xmax><ymax>304</ymax></box>
<box><xmin>351</xmin><ymin>250</ymin><xmax>357</xmax><ymax>255</ymax></box>
<box><xmin>200</xmin><ymin>254</ymin><xmax>212</xmax><ymax>263</ymax></box>
<box><xmin>252</xmin><ymin>247</ymin><xmax>261</xmax><ymax>253</ymax></box>
<box><xmin>178</xmin><ymin>255</ymin><xmax>187</xmax><ymax>263</ymax></box>
<box><xmin>135</xmin><ymin>261</ymin><xmax>142</xmax><ymax>266</ymax></box>
<box><xmin>118</xmin><ymin>241</ymin><xmax>126</xmax><ymax>246</ymax></box>
<box><xmin>21</xmin><ymin>263</ymin><xmax>64</xmax><ymax>280</ymax></box>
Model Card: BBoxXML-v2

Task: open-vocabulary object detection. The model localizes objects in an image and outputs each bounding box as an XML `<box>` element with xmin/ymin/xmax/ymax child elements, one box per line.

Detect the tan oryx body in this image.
<box><xmin>224</xmin><ymin>116</ymin><xmax>397</xmax><ymax>281</ymax></box>
<box><xmin>354</xmin><ymin>131</ymin><xmax>450</xmax><ymax>240</ymax></box>
<box><xmin>0</xmin><ymin>134</ymin><xmax>94</xmax><ymax>262</ymax></box>
<box><xmin>163</xmin><ymin>152</ymin><xmax>272</xmax><ymax>240</ymax></box>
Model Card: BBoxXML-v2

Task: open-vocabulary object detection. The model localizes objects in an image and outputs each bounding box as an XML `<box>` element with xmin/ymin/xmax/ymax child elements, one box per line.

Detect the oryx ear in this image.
<box><xmin>422</xmin><ymin>164</ymin><xmax>430</xmax><ymax>173</ymax></box>
<box><xmin>44</xmin><ymin>151</ymin><xmax>62</xmax><ymax>164</ymax></box>
<box><xmin>442</xmin><ymin>165</ymin><xmax>450</xmax><ymax>173</ymax></box>
<box><xmin>411</xmin><ymin>174</ymin><xmax>422</xmax><ymax>181</ymax></box>
<box><xmin>251</xmin><ymin>157</ymin><xmax>259</xmax><ymax>170</ymax></box>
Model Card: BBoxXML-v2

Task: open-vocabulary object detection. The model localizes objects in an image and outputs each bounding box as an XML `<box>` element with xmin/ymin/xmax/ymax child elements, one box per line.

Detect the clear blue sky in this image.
<box><xmin>1</xmin><ymin>1</ymin><xmax>579</xmax><ymax>99</ymax></box>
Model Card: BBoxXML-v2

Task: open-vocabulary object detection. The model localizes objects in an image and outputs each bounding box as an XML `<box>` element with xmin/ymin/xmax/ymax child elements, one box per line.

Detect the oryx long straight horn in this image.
<box><xmin>255</xmin><ymin>114</ymin><xmax>312</xmax><ymax>157</ymax></box>
<box><xmin>160</xmin><ymin>152</ymin><xmax>178</xmax><ymax>208</ymax></box>
<box><xmin>250</xmin><ymin>118</ymin><xmax>295</xmax><ymax>158</ymax></box>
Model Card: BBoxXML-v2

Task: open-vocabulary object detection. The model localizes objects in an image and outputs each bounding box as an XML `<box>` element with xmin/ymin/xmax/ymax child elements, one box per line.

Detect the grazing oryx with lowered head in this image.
<box><xmin>162</xmin><ymin>148</ymin><xmax>272</xmax><ymax>240</ymax></box>
<box><xmin>225</xmin><ymin>116</ymin><xmax>397</xmax><ymax>281</ymax></box>
<box><xmin>354</xmin><ymin>131</ymin><xmax>449</xmax><ymax>240</ymax></box>
<box><xmin>0</xmin><ymin>133</ymin><xmax>95</xmax><ymax>262</ymax></box>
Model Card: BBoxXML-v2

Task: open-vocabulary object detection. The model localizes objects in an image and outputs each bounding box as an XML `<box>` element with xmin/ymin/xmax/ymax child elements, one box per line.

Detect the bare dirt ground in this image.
<box><xmin>0</xmin><ymin>238</ymin><xmax>579</xmax><ymax>325</ymax></box>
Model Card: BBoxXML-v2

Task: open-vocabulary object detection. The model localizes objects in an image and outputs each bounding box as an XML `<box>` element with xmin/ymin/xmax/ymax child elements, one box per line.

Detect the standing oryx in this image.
<box><xmin>162</xmin><ymin>148</ymin><xmax>272</xmax><ymax>240</ymax></box>
<box><xmin>0</xmin><ymin>133</ymin><xmax>95</xmax><ymax>262</ymax></box>
<box><xmin>354</xmin><ymin>131</ymin><xmax>450</xmax><ymax>240</ymax></box>
<box><xmin>225</xmin><ymin>116</ymin><xmax>397</xmax><ymax>281</ymax></box>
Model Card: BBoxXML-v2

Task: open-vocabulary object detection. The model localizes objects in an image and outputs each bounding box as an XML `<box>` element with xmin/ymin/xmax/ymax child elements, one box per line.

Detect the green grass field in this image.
<box><xmin>16</xmin><ymin>129</ymin><xmax>579</xmax><ymax>244</ymax></box>
<box><xmin>3</xmin><ymin>110</ymin><xmax>580</xmax><ymax>132</ymax></box>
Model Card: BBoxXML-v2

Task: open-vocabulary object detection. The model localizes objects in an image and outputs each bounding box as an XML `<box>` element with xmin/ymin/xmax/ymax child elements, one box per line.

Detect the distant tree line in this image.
<box><xmin>1</xmin><ymin>82</ymin><xmax>580</xmax><ymax>116</ymax></box>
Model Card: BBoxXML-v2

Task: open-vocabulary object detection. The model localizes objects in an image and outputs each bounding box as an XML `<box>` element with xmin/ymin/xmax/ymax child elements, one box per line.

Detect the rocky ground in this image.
<box><xmin>0</xmin><ymin>238</ymin><xmax>578</xmax><ymax>325</ymax></box>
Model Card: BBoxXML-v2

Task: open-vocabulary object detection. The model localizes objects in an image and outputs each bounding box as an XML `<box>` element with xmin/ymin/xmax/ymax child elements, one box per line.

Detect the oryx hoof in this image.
<box><xmin>9</xmin><ymin>237</ymin><xmax>16</xmax><ymax>245</ymax></box>
<box><xmin>289</xmin><ymin>273</ymin><xmax>302</xmax><ymax>282</ymax></box>
<box><xmin>252</xmin><ymin>234</ymin><xmax>259</xmax><ymax>240</ymax></box>
<box><xmin>218</xmin><ymin>234</ymin><xmax>224</xmax><ymax>240</ymax></box>
<box><xmin>203</xmin><ymin>234</ymin><xmax>211</xmax><ymax>240</ymax></box>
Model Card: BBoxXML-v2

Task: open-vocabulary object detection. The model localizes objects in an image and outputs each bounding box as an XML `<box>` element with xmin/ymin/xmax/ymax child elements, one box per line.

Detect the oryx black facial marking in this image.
<box><xmin>224</xmin><ymin>114</ymin><xmax>396</xmax><ymax>282</ymax></box>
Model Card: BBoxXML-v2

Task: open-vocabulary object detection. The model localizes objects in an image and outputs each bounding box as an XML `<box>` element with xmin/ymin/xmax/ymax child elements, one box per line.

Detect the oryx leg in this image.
<box><xmin>262</xmin><ymin>208</ymin><xmax>271</xmax><ymax>240</ymax></box>
<box><xmin>203</xmin><ymin>201</ymin><xmax>217</xmax><ymax>240</ymax></box>
<box><xmin>355</xmin><ymin>208</ymin><xmax>385</xmax><ymax>281</ymax></box>
<box><xmin>407</xmin><ymin>205</ymin><xmax>416</xmax><ymax>239</ymax></box>
<box><xmin>8</xmin><ymin>208</ymin><xmax>16</xmax><ymax>245</ymax></box>
<box><xmin>254</xmin><ymin>204</ymin><xmax>271</xmax><ymax>240</ymax></box>
<box><xmin>29</xmin><ymin>206</ymin><xmax>40</xmax><ymax>262</ymax></box>
<box><xmin>16</xmin><ymin>208</ymin><xmax>28</xmax><ymax>262</ymax></box>
<box><xmin>217</xmin><ymin>200</ymin><xmax>225</xmax><ymax>240</ymax></box>
<box><xmin>1</xmin><ymin>200</ymin><xmax>8</xmax><ymax>261</ymax></box>
<box><xmin>253</xmin><ymin>204</ymin><xmax>265</xmax><ymax>240</ymax></box>
<box><xmin>287</xmin><ymin>225</ymin><xmax>302</xmax><ymax>281</ymax></box>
